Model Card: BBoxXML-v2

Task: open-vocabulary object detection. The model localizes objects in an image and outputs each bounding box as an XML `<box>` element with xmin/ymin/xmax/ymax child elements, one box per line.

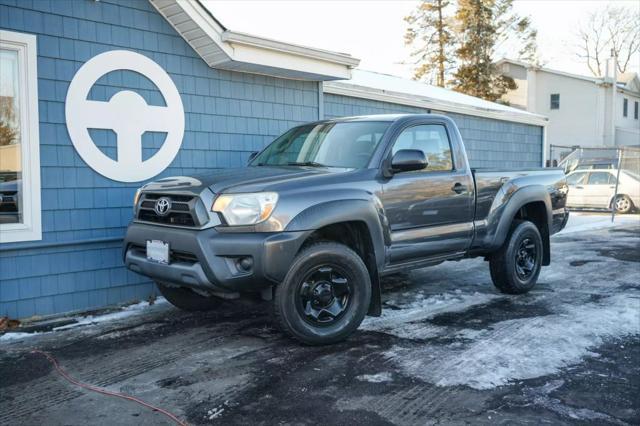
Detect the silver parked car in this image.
<box><xmin>565</xmin><ymin>169</ymin><xmax>640</xmax><ymax>214</ymax></box>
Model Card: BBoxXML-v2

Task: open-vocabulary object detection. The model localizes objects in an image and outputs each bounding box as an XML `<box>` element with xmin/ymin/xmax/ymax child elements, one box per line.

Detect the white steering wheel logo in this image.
<box><xmin>66</xmin><ymin>50</ymin><xmax>185</xmax><ymax>182</ymax></box>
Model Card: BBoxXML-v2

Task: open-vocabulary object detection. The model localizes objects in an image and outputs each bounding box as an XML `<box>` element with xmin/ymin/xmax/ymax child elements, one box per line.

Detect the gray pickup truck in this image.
<box><xmin>124</xmin><ymin>114</ymin><xmax>569</xmax><ymax>344</ymax></box>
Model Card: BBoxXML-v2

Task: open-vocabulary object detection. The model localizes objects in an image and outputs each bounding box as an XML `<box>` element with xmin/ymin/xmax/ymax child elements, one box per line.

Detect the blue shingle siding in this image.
<box><xmin>0</xmin><ymin>0</ymin><xmax>319</xmax><ymax>319</ymax></box>
<box><xmin>324</xmin><ymin>93</ymin><xmax>542</xmax><ymax>168</ymax></box>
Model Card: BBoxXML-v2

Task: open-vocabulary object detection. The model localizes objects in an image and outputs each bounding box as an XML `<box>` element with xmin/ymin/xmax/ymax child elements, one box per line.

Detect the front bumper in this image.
<box><xmin>552</xmin><ymin>207</ymin><xmax>570</xmax><ymax>234</ymax></box>
<box><xmin>123</xmin><ymin>222</ymin><xmax>310</xmax><ymax>294</ymax></box>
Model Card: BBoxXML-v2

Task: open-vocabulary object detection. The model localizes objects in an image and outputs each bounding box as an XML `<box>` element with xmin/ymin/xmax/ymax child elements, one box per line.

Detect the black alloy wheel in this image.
<box><xmin>273</xmin><ymin>242</ymin><xmax>371</xmax><ymax>345</ymax></box>
<box><xmin>297</xmin><ymin>265</ymin><xmax>352</xmax><ymax>326</ymax></box>
<box><xmin>489</xmin><ymin>220</ymin><xmax>543</xmax><ymax>295</ymax></box>
<box><xmin>514</xmin><ymin>237</ymin><xmax>537</xmax><ymax>280</ymax></box>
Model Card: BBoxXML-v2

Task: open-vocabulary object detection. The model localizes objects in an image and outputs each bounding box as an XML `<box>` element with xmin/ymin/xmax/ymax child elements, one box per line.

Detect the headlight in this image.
<box><xmin>133</xmin><ymin>188</ymin><xmax>143</xmax><ymax>211</ymax></box>
<box><xmin>212</xmin><ymin>192</ymin><xmax>278</xmax><ymax>226</ymax></box>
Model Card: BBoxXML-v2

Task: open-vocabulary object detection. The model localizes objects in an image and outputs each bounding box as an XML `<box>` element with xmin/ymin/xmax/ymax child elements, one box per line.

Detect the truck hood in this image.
<box><xmin>141</xmin><ymin>166</ymin><xmax>336</xmax><ymax>195</ymax></box>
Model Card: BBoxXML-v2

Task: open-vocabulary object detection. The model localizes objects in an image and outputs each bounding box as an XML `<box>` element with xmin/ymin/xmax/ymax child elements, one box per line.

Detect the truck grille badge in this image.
<box><xmin>154</xmin><ymin>197</ymin><xmax>172</xmax><ymax>216</ymax></box>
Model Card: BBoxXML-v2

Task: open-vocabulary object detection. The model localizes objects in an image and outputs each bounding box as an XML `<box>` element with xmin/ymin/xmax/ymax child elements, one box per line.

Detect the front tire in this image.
<box><xmin>155</xmin><ymin>281</ymin><xmax>221</xmax><ymax>311</ymax></box>
<box><xmin>273</xmin><ymin>242</ymin><xmax>371</xmax><ymax>345</ymax></box>
<box><xmin>613</xmin><ymin>195</ymin><xmax>634</xmax><ymax>214</ymax></box>
<box><xmin>489</xmin><ymin>220</ymin><xmax>543</xmax><ymax>295</ymax></box>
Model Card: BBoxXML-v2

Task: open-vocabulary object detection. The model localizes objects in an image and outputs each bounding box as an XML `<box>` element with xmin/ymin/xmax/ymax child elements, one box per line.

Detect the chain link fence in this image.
<box><xmin>550</xmin><ymin>146</ymin><xmax>640</xmax><ymax>222</ymax></box>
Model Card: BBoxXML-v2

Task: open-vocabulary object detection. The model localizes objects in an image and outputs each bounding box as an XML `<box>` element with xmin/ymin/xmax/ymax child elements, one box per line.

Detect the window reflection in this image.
<box><xmin>392</xmin><ymin>124</ymin><xmax>453</xmax><ymax>171</ymax></box>
<box><xmin>0</xmin><ymin>49</ymin><xmax>23</xmax><ymax>224</ymax></box>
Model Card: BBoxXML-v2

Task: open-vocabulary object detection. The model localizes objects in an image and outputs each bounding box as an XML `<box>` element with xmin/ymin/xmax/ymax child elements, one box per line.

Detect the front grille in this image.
<box><xmin>137</xmin><ymin>193</ymin><xmax>198</xmax><ymax>227</ymax></box>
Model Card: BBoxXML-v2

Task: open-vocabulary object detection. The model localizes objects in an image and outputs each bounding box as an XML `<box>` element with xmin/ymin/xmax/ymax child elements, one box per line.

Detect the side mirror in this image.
<box><xmin>391</xmin><ymin>149</ymin><xmax>427</xmax><ymax>173</ymax></box>
<box><xmin>248</xmin><ymin>151</ymin><xmax>259</xmax><ymax>164</ymax></box>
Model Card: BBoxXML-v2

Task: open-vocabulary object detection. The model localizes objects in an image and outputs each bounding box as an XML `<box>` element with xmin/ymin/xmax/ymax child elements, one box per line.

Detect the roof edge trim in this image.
<box><xmin>149</xmin><ymin>0</ymin><xmax>359</xmax><ymax>80</ymax></box>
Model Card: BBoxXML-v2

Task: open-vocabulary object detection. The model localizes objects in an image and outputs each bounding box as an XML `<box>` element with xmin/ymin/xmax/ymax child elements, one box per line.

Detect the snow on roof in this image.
<box><xmin>324</xmin><ymin>70</ymin><xmax>547</xmax><ymax>126</ymax></box>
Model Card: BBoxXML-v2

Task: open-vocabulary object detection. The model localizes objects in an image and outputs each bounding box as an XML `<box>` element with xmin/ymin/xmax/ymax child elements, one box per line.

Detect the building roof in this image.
<box><xmin>498</xmin><ymin>58</ymin><xmax>640</xmax><ymax>95</ymax></box>
<box><xmin>324</xmin><ymin>70</ymin><xmax>548</xmax><ymax>126</ymax></box>
<box><xmin>148</xmin><ymin>0</ymin><xmax>359</xmax><ymax>81</ymax></box>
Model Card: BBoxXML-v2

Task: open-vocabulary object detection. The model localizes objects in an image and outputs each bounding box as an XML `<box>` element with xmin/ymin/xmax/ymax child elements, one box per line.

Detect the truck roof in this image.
<box><xmin>313</xmin><ymin>113</ymin><xmax>451</xmax><ymax>124</ymax></box>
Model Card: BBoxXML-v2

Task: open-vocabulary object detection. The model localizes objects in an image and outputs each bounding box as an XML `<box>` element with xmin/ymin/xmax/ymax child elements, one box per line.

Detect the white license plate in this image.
<box><xmin>146</xmin><ymin>240</ymin><xmax>169</xmax><ymax>264</ymax></box>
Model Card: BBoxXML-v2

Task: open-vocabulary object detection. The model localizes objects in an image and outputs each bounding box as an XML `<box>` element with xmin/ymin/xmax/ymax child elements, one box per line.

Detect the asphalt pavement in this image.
<box><xmin>1</xmin><ymin>218</ymin><xmax>639</xmax><ymax>425</ymax></box>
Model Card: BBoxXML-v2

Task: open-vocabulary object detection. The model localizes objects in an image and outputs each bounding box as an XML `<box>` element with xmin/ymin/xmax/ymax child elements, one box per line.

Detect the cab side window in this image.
<box><xmin>391</xmin><ymin>124</ymin><xmax>453</xmax><ymax>171</ymax></box>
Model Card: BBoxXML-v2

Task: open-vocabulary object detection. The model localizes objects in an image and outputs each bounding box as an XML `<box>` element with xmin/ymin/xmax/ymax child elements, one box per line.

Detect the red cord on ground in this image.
<box><xmin>31</xmin><ymin>350</ymin><xmax>188</xmax><ymax>426</ymax></box>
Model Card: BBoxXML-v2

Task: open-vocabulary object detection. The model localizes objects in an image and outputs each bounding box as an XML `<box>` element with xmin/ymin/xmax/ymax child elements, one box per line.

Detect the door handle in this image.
<box><xmin>452</xmin><ymin>183</ymin><xmax>467</xmax><ymax>194</ymax></box>
<box><xmin>575</xmin><ymin>185</ymin><xmax>583</xmax><ymax>189</ymax></box>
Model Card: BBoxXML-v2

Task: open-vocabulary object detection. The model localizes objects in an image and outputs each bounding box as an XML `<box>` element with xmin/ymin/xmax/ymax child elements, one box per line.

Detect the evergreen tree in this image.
<box><xmin>451</xmin><ymin>0</ymin><xmax>537</xmax><ymax>102</ymax></box>
<box><xmin>404</xmin><ymin>0</ymin><xmax>455</xmax><ymax>87</ymax></box>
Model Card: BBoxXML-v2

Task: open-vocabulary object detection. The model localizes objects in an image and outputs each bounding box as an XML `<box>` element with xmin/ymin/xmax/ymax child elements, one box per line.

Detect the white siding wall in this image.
<box><xmin>533</xmin><ymin>72</ymin><xmax>606</xmax><ymax>148</ymax></box>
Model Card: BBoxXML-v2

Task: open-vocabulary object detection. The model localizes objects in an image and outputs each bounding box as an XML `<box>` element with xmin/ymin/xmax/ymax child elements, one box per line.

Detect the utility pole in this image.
<box><xmin>609</xmin><ymin>49</ymin><xmax>618</xmax><ymax>147</ymax></box>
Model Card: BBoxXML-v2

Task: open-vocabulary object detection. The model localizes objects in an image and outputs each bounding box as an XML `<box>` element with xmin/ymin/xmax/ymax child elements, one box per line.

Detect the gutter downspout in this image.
<box><xmin>318</xmin><ymin>81</ymin><xmax>324</xmax><ymax>120</ymax></box>
<box><xmin>609</xmin><ymin>54</ymin><xmax>618</xmax><ymax>146</ymax></box>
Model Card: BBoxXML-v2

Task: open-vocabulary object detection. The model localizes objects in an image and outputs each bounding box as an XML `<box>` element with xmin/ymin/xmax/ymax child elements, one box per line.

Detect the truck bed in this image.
<box><xmin>472</xmin><ymin>168</ymin><xmax>566</xmax><ymax>221</ymax></box>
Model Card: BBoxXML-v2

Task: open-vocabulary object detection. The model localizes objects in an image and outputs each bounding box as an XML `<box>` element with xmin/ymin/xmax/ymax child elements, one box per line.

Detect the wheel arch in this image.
<box><xmin>485</xmin><ymin>186</ymin><xmax>553</xmax><ymax>265</ymax></box>
<box><xmin>286</xmin><ymin>200</ymin><xmax>388</xmax><ymax>316</ymax></box>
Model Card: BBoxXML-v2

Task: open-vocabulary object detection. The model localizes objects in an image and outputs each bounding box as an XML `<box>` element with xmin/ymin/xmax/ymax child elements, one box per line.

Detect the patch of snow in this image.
<box><xmin>356</xmin><ymin>372</ymin><xmax>393</xmax><ymax>383</ymax></box>
<box><xmin>0</xmin><ymin>298</ymin><xmax>167</xmax><ymax>343</ymax></box>
<box><xmin>523</xmin><ymin>380</ymin><xmax>625</xmax><ymax>424</ymax></box>
<box><xmin>53</xmin><ymin>299</ymin><xmax>168</xmax><ymax>331</ymax></box>
<box><xmin>0</xmin><ymin>332</ymin><xmax>41</xmax><ymax>342</ymax></box>
<box><xmin>386</xmin><ymin>293</ymin><xmax>640</xmax><ymax>390</ymax></box>
<box><xmin>206</xmin><ymin>407</ymin><xmax>225</xmax><ymax>420</ymax></box>
<box><xmin>558</xmin><ymin>212</ymin><xmax>639</xmax><ymax>235</ymax></box>
<box><xmin>362</xmin><ymin>291</ymin><xmax>498</xmax><ymax>339</ymax></box>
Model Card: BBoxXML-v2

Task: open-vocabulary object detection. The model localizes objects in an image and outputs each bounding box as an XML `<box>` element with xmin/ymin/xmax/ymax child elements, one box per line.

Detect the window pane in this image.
<box><xmin>623</xmin><ymin>98</ymin><xmax>628</xmax><ymax>117</ymax></box>
<box><xmin>587</xmin><ymin>172</ymin><xmax>609</xmax><ymax>185</ymax></box>
<box><xmin>566</xmin><ymin>172</ymin><xmax>585</xmax><ymax>185</ymax></box>
<box><xmin>550</xmin><ymin>94</ymin><xmax>560</xmax><ymax>110</ymax></box>
<box><xmin>392</xmin><ymin>124</ymin><xmax>453</xmax><ymax>171</ymax></box>
<box><xmin>0</xmin><ymin>49</ymin><xmax>23</xmax><ymax>224</ymax></box>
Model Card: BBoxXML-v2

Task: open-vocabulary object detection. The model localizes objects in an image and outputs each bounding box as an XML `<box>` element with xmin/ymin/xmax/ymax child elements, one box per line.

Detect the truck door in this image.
<box><xmin>381</xmin><ymin>123</ymin><xmax>474</xmax><ymax>262</ymax></box>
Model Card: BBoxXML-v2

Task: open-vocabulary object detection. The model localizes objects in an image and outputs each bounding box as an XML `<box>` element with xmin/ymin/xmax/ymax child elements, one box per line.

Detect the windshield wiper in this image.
<box><xmin>286</xmin><ymin>161</ymin><xmax>329</xmax><ymax>167</ymax></box>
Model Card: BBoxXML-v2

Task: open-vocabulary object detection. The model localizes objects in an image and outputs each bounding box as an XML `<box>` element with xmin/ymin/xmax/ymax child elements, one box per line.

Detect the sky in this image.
<box><xmin>203</xmin><ymin>0</ymin><xmax>640</xmax><ymax>80</ymax></box>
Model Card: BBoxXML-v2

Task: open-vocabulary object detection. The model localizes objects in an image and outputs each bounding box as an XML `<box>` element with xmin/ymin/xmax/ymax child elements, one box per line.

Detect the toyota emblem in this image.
<box><xmin>154</xmin><ymin>197</ymin><xmax>172</xmax><ymax>216</ymax></box>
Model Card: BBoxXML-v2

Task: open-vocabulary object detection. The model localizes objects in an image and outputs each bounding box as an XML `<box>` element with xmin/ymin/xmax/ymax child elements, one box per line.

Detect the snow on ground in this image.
<box><xmin>372</xmin><ymin>224</ymin><xmax>640</xmax><ymax>390</ymax></box>
<box><xmin>0</xmin><ymin>331</ymin><xmax>42</xmax><ymax>342</ymax></box>
<box><xmin>53</xmin><ymin>298</ymin><xmax>168</xmax><ymax>331</ymax></box>
<box><xmin>386</xmin><ymin>293</ymin><xmax>639</xmax><ymax>390</ymax></box>
<box><xmin>362</xmin><ymin>291</ymin><xmax>498</xmax><ymax>339</ymax></box>
<box><xmin>356</xmin><ymin>372</ymin><xmax>393</xmax><ymax>383</ymax></box>
<box><xmin>559</xmin><ymin>212</ymin><xmax>640</xmax><ymax>235</ymax></box>
<box><xmin>0</xmin><ymin>298</ymin><xmax>168</xmax><ymax>342</ymax></box>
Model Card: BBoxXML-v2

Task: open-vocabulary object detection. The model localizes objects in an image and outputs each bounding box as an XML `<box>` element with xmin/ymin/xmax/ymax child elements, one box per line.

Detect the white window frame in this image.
<box><xmin>0</xmin><ymin>30</ymin><xmax>41</xmax><ymax>243</ymax></box>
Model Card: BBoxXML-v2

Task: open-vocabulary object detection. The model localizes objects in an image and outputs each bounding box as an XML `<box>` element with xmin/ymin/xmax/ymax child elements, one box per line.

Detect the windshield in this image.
<box><xmin>250</xmin><ymin>121</ymin><xmax>391</xmax><ymax>168</ymax></box>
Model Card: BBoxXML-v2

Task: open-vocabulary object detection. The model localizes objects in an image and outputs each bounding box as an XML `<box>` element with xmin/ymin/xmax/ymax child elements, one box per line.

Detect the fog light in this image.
<box><xmin>237</xmin><ymin>256</ymin><xmax>253</xmax><ymax>272</ymax></box>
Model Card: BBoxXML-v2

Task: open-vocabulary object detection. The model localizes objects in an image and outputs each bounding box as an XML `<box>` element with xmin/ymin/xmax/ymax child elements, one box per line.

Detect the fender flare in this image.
<box><xmin>484</xmin><ymin>185</ymin><xmax>553</xmax><ymax>258</ymax></box>
<box><xmin>285</xmin><ymin>198</ymin><xmax>389</xmax><ymax>317</ymax></box>
<box><xmin>285</xmin><ymin>198</ymin><xmax>389</xmax><ymax>270</ymax></box>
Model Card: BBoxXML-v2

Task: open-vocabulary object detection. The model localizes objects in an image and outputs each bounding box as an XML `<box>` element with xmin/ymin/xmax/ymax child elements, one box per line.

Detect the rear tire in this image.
<box><xmin>489</xmin><ymin>220</ymin><xmax>543</xmax><ymax>295</ymax></box>
<box><xmin>273</xmin><ymin>242</ymin><xmax>371</xmax><ymax>345</ymax></box>
<box><xmin>613</xmin><ymin>195</ymin><xmax>633</xmax><ymax>214</ymax></box>
<box><xmin>155</xmin><ymin>281</ymin><xmax>221</xmax><ymax>311</ymax></box>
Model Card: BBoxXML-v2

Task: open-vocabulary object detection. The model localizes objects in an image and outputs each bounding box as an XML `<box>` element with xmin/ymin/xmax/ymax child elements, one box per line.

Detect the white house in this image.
<box><xmin>498</xmin><ymin>58</ymin><xmax>640</xmax><ymax>162</ymax></box>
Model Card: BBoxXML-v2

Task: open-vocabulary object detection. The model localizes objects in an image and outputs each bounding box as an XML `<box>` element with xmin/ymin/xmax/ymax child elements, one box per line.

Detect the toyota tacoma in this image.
<box><xmin>124</xmin><ymin>114</ymin><xmax>569</xmax><ymax>344</ymax></box>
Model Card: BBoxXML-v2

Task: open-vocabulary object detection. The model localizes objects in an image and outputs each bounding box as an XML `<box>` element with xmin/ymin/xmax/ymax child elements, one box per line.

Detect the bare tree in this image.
<box><xmin>577</xmin><ymin>5</ymin><xmax>640</xmax><ymax>76</ymax></box>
